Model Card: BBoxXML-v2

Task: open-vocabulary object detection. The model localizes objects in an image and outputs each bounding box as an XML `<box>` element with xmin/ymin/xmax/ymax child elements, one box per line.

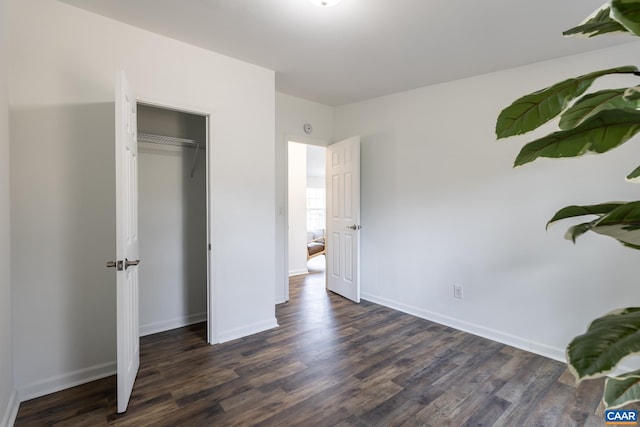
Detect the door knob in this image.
<box><xmin>107</xmin><ymin>260</ymin><xmax>124</xmax><ymax>271</ymax></box>
<box><xmin>125</xmin><ymin>258</ymin><xmax>140</xmax><ymax>270</ymax></box>
<box><xmin>346</xmin><ymin>225</ymin><xmax>362</xmax><ymax>230</ymax></box>
<box><xmin>107</xmin><ymin>259</ymin><xmax>139</xmax><ymax>270</ymax></box>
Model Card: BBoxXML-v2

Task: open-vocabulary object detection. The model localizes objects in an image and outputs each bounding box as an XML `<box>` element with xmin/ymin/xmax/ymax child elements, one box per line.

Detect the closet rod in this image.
<box><xmin>138</xmin><ymin>132</ymin><xmax>198</xmax><ymax>148</ymax></box>
<box><xmin>138</xmin><ymin>133</ymin><xmax>203</xmax><ymax>178</ymax></box>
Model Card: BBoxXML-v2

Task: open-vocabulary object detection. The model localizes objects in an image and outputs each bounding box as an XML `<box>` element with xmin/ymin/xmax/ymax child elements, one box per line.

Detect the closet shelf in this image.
<box><xmin>138</xmin><ymin>133</ymin><xmax>204</xmax><ymax>149</ymax></box>
<box><xmin>138</xmin><ymin>133</ymin><xmax>204</xmax><ymax>178</ymax></box>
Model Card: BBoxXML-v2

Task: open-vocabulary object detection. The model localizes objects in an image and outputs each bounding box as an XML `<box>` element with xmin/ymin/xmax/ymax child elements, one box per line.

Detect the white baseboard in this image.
<box><xmin>17</xmin><ymin>361</ymin><xmax>116</xmax><ymax>403</ymax></box>
<box><xmin>288</xmin><ymin>269</ymin><xmax>308</xmax><ymax>277</ymax></box>
<box><xmin>361</xmin><ymin>292</ymin><xmax>566</xmax><ymax>364</ymax></box>
<box><xmin>1</xmin><ymin>389</ymin><xmax>19</xmax><ymax>427</ymax></box>
<box><xmin>140</xmin><ymin>312</ymin><xmax>207</xmax><ymax>337</ymax></box>
<box><xmin>14</xmin><ymin>315</ymin><xmax>276</xmax><ymax>406</ymax></box>
<box><xmin>218</xmin><ymin>318</ymin><xmax>279</xmax><ymax>343</ymax></box>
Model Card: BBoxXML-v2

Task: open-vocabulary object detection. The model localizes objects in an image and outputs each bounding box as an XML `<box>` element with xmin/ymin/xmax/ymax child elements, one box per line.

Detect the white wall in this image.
<box><xmin>0</xmin><ymin>0</ymin><xmax>17</xmax><ymax>424</ymax></box>
<box><xmin>9</xmin><ymin>0</ymin><xmax>276</xmax><ymax>400</ymax></box>
<box><xmin>288</xmin><ymin>142</ymin><xmax>308</xmax><ymax>276</ymax></box>
<box><xmin>334</xmin><ymin>41</ymin><xmax>640</xmax><ymax>362</ymax></box>
<box><xmin>275</xmin><ymin>92</ymin><xmax>333</xmax><ymax>302</ymax></box>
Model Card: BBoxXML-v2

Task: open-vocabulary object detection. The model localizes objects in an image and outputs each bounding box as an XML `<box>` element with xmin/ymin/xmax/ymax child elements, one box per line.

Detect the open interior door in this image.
<box><xmin>326</xmin><ymin>136</ymin><xmax>361</xmax><ymax>303</ymax></box>
<box><xmin>112</xmin><ymin>70</ymin><xmax>140</xmax><ymax>413</ymax></box>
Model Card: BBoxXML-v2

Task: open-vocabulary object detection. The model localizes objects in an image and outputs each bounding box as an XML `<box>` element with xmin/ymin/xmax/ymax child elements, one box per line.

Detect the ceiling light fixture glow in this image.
<box><xmin>310</xmin><ymin>0</ymin><xmax>342</xmax><ymax>7</ymax></box>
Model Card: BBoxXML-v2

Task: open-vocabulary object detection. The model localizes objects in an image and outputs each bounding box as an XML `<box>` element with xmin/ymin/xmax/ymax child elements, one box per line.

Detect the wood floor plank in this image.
<box><xmin>360</xmin><ymin>386</ymin><xmax>446</xmax><ymax>426</ymax></box>
<box><xmin>15</xmin><ymin>259</ymin><xmax>634</xmax><ymax>426</ymax></box>
<box><xmin>492</xmin><ymin>359</ymin><xmax>568</xmax><ymax>426</ymax></box>
<box><xmin>521</xmin><ymin>380</ymin><xmax>575</xmax><ymax>427</ymax></box>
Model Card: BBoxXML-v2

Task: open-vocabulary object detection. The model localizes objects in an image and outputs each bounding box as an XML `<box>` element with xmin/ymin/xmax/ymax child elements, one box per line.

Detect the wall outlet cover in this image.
<box><xmin>454</xmin><ymin>284</ymin><xmax>463</xmax><ymax>299</ymax></box>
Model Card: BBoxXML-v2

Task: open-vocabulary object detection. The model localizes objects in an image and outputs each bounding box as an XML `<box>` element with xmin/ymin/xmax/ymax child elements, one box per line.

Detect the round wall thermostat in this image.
<box><xmin>303</xmin><ymin>123</ymin><xmax>313</xmax><ymax>134</ymax></box>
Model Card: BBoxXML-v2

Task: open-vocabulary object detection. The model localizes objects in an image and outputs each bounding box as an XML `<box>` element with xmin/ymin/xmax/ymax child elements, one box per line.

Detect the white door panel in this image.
<box><xmin>326</xmin><ymin>136</ymin><xmax>360</xmax><ymax>303</ymax></box>
<box><xmin>114</xmin><ymin>70</ymin><xmax>140</xmax><ymax>413</ymax></box>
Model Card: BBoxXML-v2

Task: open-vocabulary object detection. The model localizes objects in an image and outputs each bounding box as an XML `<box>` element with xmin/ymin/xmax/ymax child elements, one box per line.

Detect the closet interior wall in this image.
<box><xmin>137</xmin><ymin>104</ymin><xmax>207</xmax><ymax>336</ymax></box>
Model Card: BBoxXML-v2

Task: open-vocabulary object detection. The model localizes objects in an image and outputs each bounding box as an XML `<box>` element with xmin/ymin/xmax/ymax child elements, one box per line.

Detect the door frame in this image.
<box><xmin>282</xmin><ymin>133</ymin><xmax>329</xmax><ymax>302</ymax></box>
<box><xmin>136</xmin><ymin>95</ymin><xmax>216</xmax><ymax>344</ymax></box>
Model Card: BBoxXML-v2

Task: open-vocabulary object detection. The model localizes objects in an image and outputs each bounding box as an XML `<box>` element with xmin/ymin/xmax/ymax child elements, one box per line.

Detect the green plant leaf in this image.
<box><xmin>496</xmin><ymin>66</ymin><xmax>638</xmax><ymax>139</ymax></box>
<box><xmin>592</xmin><ymin>201</ymin><xmax>640</xmax><ymax>230</ymax></box>
<box><xmin>611</xmin><ymin>0</ymin><xmax>640</xmax><ymax>37</ymax></box>
<box><xmin>547</xmin><ymin>203</ymin><xmax>623</xmax><ymax>229</ymax></box>
<box><xmin>547</xmin><ymin>201</ymin><xmax>640</xmax><ymax>246</ymax></box>
<box><xmin>563</xmin><ymin>4</ymin><xmax>629</xmax><ymax>37</ymax></box>
<box><xmin>604</xmin><ymin>369</ymin><xmax>640</xmax><ymax>409</ymax></box>
<box><xmin>565</xmin><ymin>221</ymin><xmax>640</xmax><ymax>247</ymax></box>
<box><xmin>627</xmin><ymin>164</ymin><xmax>640</xmax><ymax>181</ymax></box>
<box><xmin>514</xmin><ymin>109</ymin><xmax>640</xmax><ymax>166</ymax></box>
<box><xmin>559</xmin><ymin>89</ymin><xmax>634</xmax><ymax>130</ymax></box>
<box><xmin>565</xmin><ymin>220</ymin><xmax>600</xmax><ymax>242</ymax></box>
<box><xmin>566</xmin><ymin>221</ymin><xmax>640</xmax><ymax>247</ymax></box>
<box><xmin>567</xmin><ymin>307</ymin><xmax>640</xmax><ymax>380</ymax></box>
<box><xmin>589</xmin><ymin>201</ymin><xmax>640</xmax><ymax>245</ymax></box>
<box><xmin>624</xmin><ymin>85</ymin><xmax>640</xmax><ymax>100</ymax></box>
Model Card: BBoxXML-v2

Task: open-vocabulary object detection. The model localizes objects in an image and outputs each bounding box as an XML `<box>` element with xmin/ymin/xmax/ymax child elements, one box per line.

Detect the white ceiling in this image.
<box><xmin>60</xmin><ymin>0</ymin><xmax>634</xmax><ymax>106</ymax></box>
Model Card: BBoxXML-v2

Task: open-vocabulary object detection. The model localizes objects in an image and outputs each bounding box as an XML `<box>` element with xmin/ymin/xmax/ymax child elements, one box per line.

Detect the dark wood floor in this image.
<box><xmin>15</xmin><ymin>261</ymin><xmax>615</xmax><ymax>426</ymax></box>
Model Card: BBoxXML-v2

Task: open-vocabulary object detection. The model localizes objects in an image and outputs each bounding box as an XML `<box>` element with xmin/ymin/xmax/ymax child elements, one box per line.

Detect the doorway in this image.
<box><xmin>287</xmin><ymin>141</ymin><xmax>327</xmax><ymax>294</ymax></box>
<box><xmin>137</xmin><ymin>103</ymin><xmax>208</xmax><ymax>340</ymax></box>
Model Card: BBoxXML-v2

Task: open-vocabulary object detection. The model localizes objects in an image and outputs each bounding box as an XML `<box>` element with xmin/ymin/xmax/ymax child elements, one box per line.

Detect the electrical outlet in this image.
<box><xmin>454</xmin><ymin>284</ymin><xmax>463</xmax><ymax>299</ymax></box>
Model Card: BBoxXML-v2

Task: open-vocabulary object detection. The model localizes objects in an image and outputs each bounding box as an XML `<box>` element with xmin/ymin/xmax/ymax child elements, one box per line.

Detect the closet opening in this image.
<box><xmin>137</xmin><ymin>103</ymin><xmax>209</xmax><ymax>342</ymax></box>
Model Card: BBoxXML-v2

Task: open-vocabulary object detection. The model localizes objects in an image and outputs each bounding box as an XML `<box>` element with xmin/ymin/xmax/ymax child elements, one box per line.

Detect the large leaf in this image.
<box><xmin>496</xmin><ymin>66</ymin><xmax>638</xmax><ymax>139</ymax></box>
<box><xmin>624</xmin><ymin>85</ymin><xmax>640</xmax><ymax>101</ymax></box>
<box><xmin>567</xmin><ymin>307</ymin><xmax>640</xmax><ymax>380</ymax></box>
<box><xmin>547</xmin><ymin>203</ymin><xmax>625</xmax><ymax>229</ymax></box>
<box><xmin>604</xmin><ymin>369</ymin><xmax>640</xmax><ymax>408</ymax></box>
<box><xmin>611</xmin><ymin>0</ymin><xmax>640</xmax><ymax>37</ymax></box>
<box><xmin>565</xmin><ymin>220</ymin><xmax>601</xmax><ymax>242</ymax></box>
<box><xmin>589</xmin><ymin>201</ymin><xmax>640</xmax><ymax>246</ymax></box>
<box><xmin>559</xmin><ymin>89</ymin><xmax>635</xmax><ymax>130</ymax></box>
<box><xmin>564</xmin><ymin>221</ymin><xmax>640</xmax><ymax>248</ymax></box>
<box><xmin>627</xmin><ymin>164</ymin><xmax>640</xmax><ymax>181</ymax></box>
<box><xmin>549</xmin><ymin>201</ymin><xmax>640</xmax><ymax>247</ymax></box>
<box><xmin>514</xmin><ymin>109</ymin><xmax>640</xmax><ymax>166</ymax></box>
<box><xmin>563</xmin><ymin>4</ymin><xmax>629</xmax><ymax>37</ymax></box>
